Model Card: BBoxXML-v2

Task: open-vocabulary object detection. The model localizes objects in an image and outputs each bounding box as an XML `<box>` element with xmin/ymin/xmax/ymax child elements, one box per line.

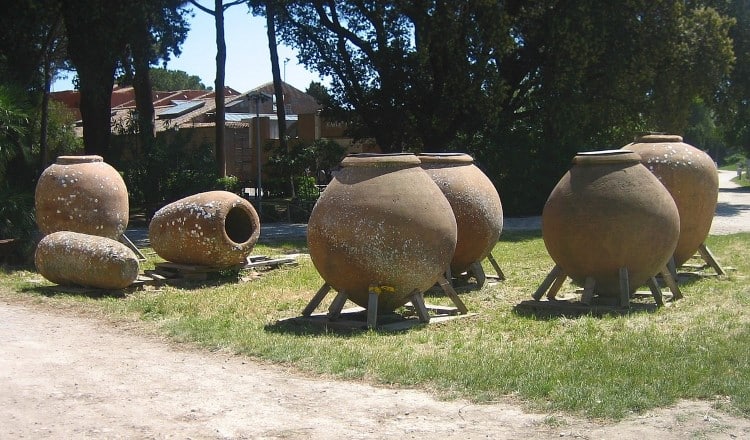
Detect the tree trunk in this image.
<box><xmin>214</xmin><ymin>0</ymin><xmax>227</xmax><ymax>178</ymax></box>
<box><xmin>39</xmin><ymin>17</ymin><xmax>63</xmax><ymax>168</ymax></box>
<box><xmin>266</xmin><ymin>2</ymin><xmax>290</xmax><ymax>195</ymax></box>
<box><xmin>61</xmin><ymin>0</ymin><xmax>126</xmax><ymax>160</ymax></box>
<box><xmin>40</xmin><ymin>49</ymin><xmax>53</xmax><ymax>167</ymax></box>
<box><xmin>77</xmin><ymin>66</ymin><xmax>116</xmax><ymax>157</ymax></box>
<box><xmin>132</xmin><ymin>23</ymin><xmax>156</xmax><ymax>151</ymax></box>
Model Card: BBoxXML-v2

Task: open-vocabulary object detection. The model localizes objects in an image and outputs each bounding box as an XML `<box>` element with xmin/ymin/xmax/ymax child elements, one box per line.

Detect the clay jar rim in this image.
<box><xmin>55</xmin><ymin>155</ymin><xmax>104</xmax><ymax>165</ymax></box>
<box><xmin>573</xmin><ymin>149</ymin><xmax>642</xmax><ymax>166</ymax></box>
<box><xmin>634</xmin><ymin>134</ymin><xmax>683</xmax><ymax>144</ymax></box>
<box><xmin>223</xmin><ymin>202</ymin><xmax>260</xmax><ymax>246</ymax></box>
<box><xmin>341</xmin><ymin>153</ymin><xmax>420</xmax><ymax>168</ymax></box>
<box><xmin>417</xmin><ymin>153</ymin><xmax>474</xmax><ymax>165</ymax></box>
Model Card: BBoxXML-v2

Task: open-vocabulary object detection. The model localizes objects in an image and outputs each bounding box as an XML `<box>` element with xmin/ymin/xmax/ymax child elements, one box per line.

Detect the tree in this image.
<box><xmin>715</xmin><ymin>0</ymin><xmax>750</xmax><ymax>154</ymax></box>
<box><xmin>1</xmin><ymin>1</ymin><xmax>70</xmax><ymax>167</ymax></box>
<box><xmin>61</xmin><ymin>0</ymin><xmax>190</xmax><ymax>159</ymax></box>
<box><xmin>118</xmin><ymin>1</ymin><xmax>191</xmax><ymax>156</ymax></box>
<box><xmin>131</xmin><ymin>67</ymin><xmax>210</xmax><ymax>91</ymax></box>
<box><xmin>189</xmin><ymin>0</ymin><xmax>246</xmax><ymax>178</ymax></box>
<box><xmin>271</xmin><ymin>0</ymin><xmax>736</xmax><ymax>214</ymax></box>
<box><xmin>249</xmin><ymin>0</ymin><xmax>291</xmax><ymax>194</ymax></box>
<box><xmin>60</xmin><ymin>0</ymin><xmax>131</xmax><ymax>156</ymax></box>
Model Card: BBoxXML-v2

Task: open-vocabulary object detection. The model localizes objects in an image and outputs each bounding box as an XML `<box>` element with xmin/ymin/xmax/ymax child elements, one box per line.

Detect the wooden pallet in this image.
<box><xmin>516</xmin><ymin>290</ymin><xmax>671</xmax><ymax>317</ymax></box>
<box><xmin>280</xmin><ymin>306</ymin><xmax>476</xmax><ymax>332</ymax></box>
<box><xmin>135</xmin><ymin>255</ymin><xmax>297</xmax><ymax>285</ymax></box>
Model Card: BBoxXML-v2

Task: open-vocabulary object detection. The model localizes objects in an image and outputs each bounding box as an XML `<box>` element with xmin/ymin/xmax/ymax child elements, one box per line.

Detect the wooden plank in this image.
<box><xmin>486</xmin><ymin>254</ymin><xmax>506</xmax><ymax>281</ymax></box>
<box><xmin>468</xmin><ymin>261</ymin><xmax>486</xmax><ymax>288</ymax></box>
<box><xmin>697</xmin><ymin>243</ymin><xmax>726</xmax><ymax>276</ymax></box>
<box><xmin>646</xmin><ymin>277</ymin><xmax>665</xmax><ymax>307</ymax></box>
<box><xmin>302</xmin><ymin>283</ymin><xmax>332</xmax><ymax>316</ymax></box>
<box><xmin>660</xmin><ymin>266</ymin><xmax>683</xmax><ymax>300</ymax></box>
<box><xmin>367</xmin><ymin>289</ymin><xmax>379</xmax><ymax>329</ymax></box>
<box><xmin>243</xmin><ymin>257</ymin><xmax>296</xmax><ymax>268</ymax></box>
<box><xmin>437</xmin><ymin>276</ymin><xmax>468</xmax><ymax>314</ymax></box>
<box><xmin>546</xmin><ymin>270</ymin><xmax>567</xmax><ymax>299</ymax></box>
<box><xmin>408</xmin><ymin>290</ymin><xmax>431</xmax><ymax>323</ymax></box>
<box><xmin>327</xmin><ymin>290</ymin><xmax>348</xmax><ymax>319</ymax></box>
<box><xmin>581</xmin><ymin>276</ymin><xmax>596</xmax><ymax>305</ymax></box>
<box><xmin>619</xmin><ymin>267</ymin><xmax>630</xmax><ymax>308</ymax></box>
<box><xmin>533</xmin><ymin>265</ymin><xmax>563</xmax><ymax>300</ymax></box>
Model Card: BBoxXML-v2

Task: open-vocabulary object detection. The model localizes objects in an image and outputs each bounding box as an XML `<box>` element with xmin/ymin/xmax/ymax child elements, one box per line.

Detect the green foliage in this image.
<box><xmin>0</xmin><ymin>85</ymin><xmax>30</xmax><ymax>181</ymax></box>
<box><xmin>215</xmin><ymin>175</ymin><xmax>240</xmax><ymax>193</ymax></box>
<box><xmin>0</xmin><ymin>185</ymin><xmax>35</xmax><ymax>240</ymax></box>
<box><xmin>293</xmin><ymin>176</ymin><xmax>319</xmax><ymax>200</ymax></box>
<box><xmin>112</xmin><ymin>132</ymin><xmax>219</xmax><ymax>211</ymax></box>
<box><xmin>120</xmin><ymin>67</ymin><xmax>210</xmax><ymax>91</ymax></box>
<box><xmin>265</xmin><ymin>138</ymin><xmax>346</xmax><ymax>198</ymax></box>
<box><xmin>684</xmin><ymin>97</ymin><xmax>727</xmax><ymax>163</ymax></box>
<box><xmin>273</xmin><ymin>1</ymin><xmax>739</xmax><ymax>214</ymax></box>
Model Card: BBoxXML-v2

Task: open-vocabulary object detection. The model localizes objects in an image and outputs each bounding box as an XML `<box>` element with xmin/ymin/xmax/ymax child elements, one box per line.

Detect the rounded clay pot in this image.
<box><xmin>307</xmin><ymin>153</ymin><xmax>457</xmax><ymax>313</ymax></box>
<box><xmin>35</xmin><ymin>231</ymin><xmax>139</xmax><ymax>289</ymax></box>
<box><xmin>624</xmin><ymin>134</ymin><xmax>718</xmax><ymax>267</ymax></box>
<box><xmin>542</xmin><ymin>150</ymin><xmax>680</xmax><ymax>296</ymax></box>
<box><xmin>418</xmin><ymin>153</ymin><xmax>503</xmax><ymax>274</ymax></box>
<box><xmin>149</xmin><ymin>191</ymin><xmax>260</xmax><ymax>268</ymax></box>
<box><xmin>35</xmin><ymin>155</ymin><xmax>129</xmax><ymax>239</ymax></box>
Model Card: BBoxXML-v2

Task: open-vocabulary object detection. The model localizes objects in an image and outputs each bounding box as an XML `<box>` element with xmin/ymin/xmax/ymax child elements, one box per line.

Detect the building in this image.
<box><xmin>51</xmin><ymin>81</ymin><xmax>377</xmax><ymax>187</ymax></box>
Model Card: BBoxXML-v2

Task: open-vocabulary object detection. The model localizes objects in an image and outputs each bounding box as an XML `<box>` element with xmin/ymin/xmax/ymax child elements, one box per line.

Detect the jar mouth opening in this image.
<box><xmin>418</xmin><ymin>153</ymin><xmax>474</xmax><ymax>165</ymax></box>
<box><xmin>341</xmin><ymin>153</ymin><xmax>420</xmax><ymax>167</ymax></box>
<box><xmin>634</xmin><ymin>134</ymin><xmax>684</xmax><ymax>143</ymax></box>
<box><xmin>56</xmin><ymin>155</ymin><xmax>104</xmax><ymax>165</ymax></box>
<box><xmin>224</xmin><ymin>205</ymin><xmax>259</xmax><ymax>245</ymax></box>
<box><xmin>573</xmin><ymin>149</ymin><xmax>641</xmax><ymax>165</ymax></box>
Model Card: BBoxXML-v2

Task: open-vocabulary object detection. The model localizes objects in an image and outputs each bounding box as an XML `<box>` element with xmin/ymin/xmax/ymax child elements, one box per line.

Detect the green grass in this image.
<box><xmin>2</xmin><ymin>231</ymin><xmax>749</xmax><ymax>420</ymax></box>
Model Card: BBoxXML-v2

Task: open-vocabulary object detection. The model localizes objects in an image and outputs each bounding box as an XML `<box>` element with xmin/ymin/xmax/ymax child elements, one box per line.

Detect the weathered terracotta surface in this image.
<box><xmin>307</xmin><ymin>153</ymin><xmax>457</xmax><ymax>312</ymax></box>
<box><xmin>35</xmin><ymin>231</ymin><xmax>139</xmax><ymax>289</ymax></box>
<box><xmin>624</xmin><ymin>134</ymin><xmax>719</xmax><ymax>267</ymax></box>
<box><xmin>149</xmin><ymin>191</ymin><xmax>260</xmax><ymax>268</ymax></box>
<box><xmin>35</xmin><ymin>155</ymin><xmax>129</xmax><ymax>239</ymax></box>
<box><xmin>542</xmin><ymin>150</ymin><xmax>680</xmax><ymax>296</ymax></box>
<box><xmin>419</xmin><ymin>153</ymin><xmax>503</xmax><ymax>274</ymax></box>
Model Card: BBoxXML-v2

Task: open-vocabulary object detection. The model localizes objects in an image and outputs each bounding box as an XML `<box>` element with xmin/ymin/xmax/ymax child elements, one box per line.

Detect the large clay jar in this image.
<box><xmin>624</xmin><ymin>134</ymin><xmax>719</xmax><ymax>267</ymax></box>
<box><xmin>418</xmin><ymin>153</ymin><xmax>503</xmax><ymax>274</ymax></box>
<box><xmin>35</xmin><ymin>231</ymin><xmax>139</xmax><ymax>289</ymax></box>
<box><xmin>542</xmin><ymin>150</ymin><xmax>680</xmax><ymax>296</ymax></box>
<box><xmin>35</xmin><ymin>155</ymin><xmax>129</xmax><ymax>239</ymax></box>
<box><xmin>149</xmin><ymin>191</ymin><xmax>260</xmax><ymax>268</ymax></box>
<box><xmin>307</xmin><ymin>153</ymin><xmax>457</xmax><ymax>313</ymax></box>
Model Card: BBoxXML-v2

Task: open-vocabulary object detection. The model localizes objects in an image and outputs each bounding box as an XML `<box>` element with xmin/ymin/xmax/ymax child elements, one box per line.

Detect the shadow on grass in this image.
<box><xmin>499</xmin><ymin>229</ymin><xmax>543</xmax><ymax>243</ymax></box>
<box><xmin>264</xmin><ymin>310</ymin><xmax>419</xmax><ymax>336</ymax></box>
<box><xmin>20</xmin><ymin>284</ymin><xmax>131</xmax><ymax>299</ymax></box>
<box><xmin>512</xmin><ymin>298</ymin><xmax>662</xmax><ymax>320</ymax></box>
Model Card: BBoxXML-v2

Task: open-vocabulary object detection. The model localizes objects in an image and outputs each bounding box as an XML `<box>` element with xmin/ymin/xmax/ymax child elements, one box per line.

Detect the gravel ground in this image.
<box><xmin>710</xmin><ymin>170</ymin><xmax>750</xmax><ymax>234</ymax></box>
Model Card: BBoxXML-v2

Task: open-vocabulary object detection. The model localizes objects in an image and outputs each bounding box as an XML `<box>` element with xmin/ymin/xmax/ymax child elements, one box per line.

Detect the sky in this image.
<box><xmin>51</xmin><ymin>3</ymin><xmax>324</xmax><ymax>93</ymax></box>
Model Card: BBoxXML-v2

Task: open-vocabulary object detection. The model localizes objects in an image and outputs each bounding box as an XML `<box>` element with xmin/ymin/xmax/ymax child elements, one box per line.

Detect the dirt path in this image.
<box><xmin>1</xmin><ymin>171</ymin><xmax>749</xmax><ymax>439</ymax></box>
<box><xmin>2</xmin><ymin>300</ymin><xmax>750</xmax><ymax>440</ymax></box>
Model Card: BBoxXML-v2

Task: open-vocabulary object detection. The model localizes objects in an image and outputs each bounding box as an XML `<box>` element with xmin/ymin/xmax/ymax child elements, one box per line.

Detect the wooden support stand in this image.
<box><xmin>532</xmin><ymin>264</ymin><xmax>681</xmax><ymax>308</ymax></box>
<box><xmin>119</xmin><ymin>234</ymin><xmax>147</xmax><ymax>261</ymax></box>
<box><xmin>301</xmin><ymin>278</ymin><xmax>470</xmax><ymax>329</ymax></box>
<box><xmin>696</xmin><ymin>243</ymin><xmax>726</xmax><ymax>276</ymax></box>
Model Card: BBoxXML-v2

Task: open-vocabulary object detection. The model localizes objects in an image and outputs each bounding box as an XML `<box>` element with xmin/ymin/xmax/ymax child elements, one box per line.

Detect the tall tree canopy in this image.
<box><xmin>272</xmin><ymin>0</ymin><xmax>737</xmax><ymax>213</ymax></box>
<box><xmin>61</xmin><ymin>0</ymin><xmax>190</xmax><ymax>158</ymax></box>
<box><xmin>124</xmin><ymin>67</ymin><xmax>210</xmax><ymax>91</ymax></box>
<box><xmin>275</xmin><ymin>1</ymin><xmax>734</xmax><ymax>150</ymax></box>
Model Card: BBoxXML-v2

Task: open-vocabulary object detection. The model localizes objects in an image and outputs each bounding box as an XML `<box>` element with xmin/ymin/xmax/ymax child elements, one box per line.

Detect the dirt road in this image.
<box><xmin>3</xmin><ymin>300</ymin><xmax>750</xmax><ymax>440</ymax></box>
<box><xmin>1</xmin><ymin>170</ymin><xmax>748</xmax><ymax>439</ymax></box>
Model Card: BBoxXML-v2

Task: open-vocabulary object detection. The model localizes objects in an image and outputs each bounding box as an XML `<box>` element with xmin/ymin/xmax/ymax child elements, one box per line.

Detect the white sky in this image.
<box><xmin>52</xmin><ymin>3</ymin><xmax>323</xmax><ymax>93</ymax></box>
